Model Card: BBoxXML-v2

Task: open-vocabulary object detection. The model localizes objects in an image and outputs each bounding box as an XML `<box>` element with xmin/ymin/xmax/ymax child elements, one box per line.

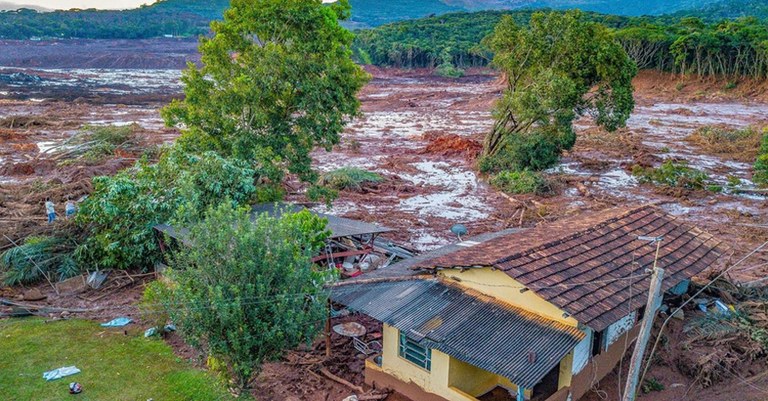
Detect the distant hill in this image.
<box><xmin>0</xmin><ymin>0</ymin><xmax>750</xmax><ymax>40</ymax></box>
<box><xmin>669</xmin><ymin>0</ymin><xmax>768</xmax><ymax>20</ymax></box>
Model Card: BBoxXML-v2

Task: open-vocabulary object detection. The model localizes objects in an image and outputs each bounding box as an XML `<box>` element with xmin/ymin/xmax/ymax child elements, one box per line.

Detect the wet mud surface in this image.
<box><xmin>1</xmin><ymin>61</ymin><xmax>768</xmax><ymax>401</ymax></box>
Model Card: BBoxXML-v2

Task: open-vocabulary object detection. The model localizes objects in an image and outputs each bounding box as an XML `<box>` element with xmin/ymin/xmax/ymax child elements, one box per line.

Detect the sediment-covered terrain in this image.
<box><xmin>1</xmin><ymin>50</ymin><xmax>768</xmax><ymax>400</ymax></box>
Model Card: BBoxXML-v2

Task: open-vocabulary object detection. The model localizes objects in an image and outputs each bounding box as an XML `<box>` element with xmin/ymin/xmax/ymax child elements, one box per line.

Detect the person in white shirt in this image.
<box><xmin>65</xmin><ymin>198</ymin><xmax>76</xmax><ymax>219</ymax></box>
<box><xmin>45</xmin><ymin>197</ymin><xmax>56</xmax><ymax>223</ymax></box>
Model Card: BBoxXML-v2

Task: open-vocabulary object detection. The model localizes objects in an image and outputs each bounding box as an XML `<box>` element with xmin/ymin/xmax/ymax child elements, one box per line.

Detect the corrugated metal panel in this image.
<box><xmin>330</xmin><ymin>279</ymin><xmax>585</xmax><ymax>389</ymax></box>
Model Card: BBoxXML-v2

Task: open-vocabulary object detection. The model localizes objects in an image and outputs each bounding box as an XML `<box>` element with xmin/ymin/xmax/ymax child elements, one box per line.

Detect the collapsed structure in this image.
<box><xmin>155</xmin><ymin>203</ymin><xmax>409</xmax><ymax>277</ymax></box>
<box><xmin>330</xmin><ymin>205</ymin><xmax>724</xmax><ymax>401</ymax></box>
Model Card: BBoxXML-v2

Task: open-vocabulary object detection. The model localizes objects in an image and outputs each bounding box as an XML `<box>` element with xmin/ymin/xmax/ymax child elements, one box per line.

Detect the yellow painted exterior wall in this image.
<box><xmin>379</xmin><ymin>324</ymin><xmax>528</xmax><ymax>401</ymax></box>
<box><xmin>558</xmin><ymin>351</ymin><xmax>574</xmax><ymax>389</ymax></box>
<box><xmin>437</xmin><ymin>268</ymin><xmax>579</xmax><ymax>327</ymax></box>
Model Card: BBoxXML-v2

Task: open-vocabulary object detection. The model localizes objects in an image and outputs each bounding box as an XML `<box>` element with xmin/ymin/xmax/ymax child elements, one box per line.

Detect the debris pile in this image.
<box><xmin>420</xmin><ymin>132</ymin><xmax>482</xmax><ymax>161</ymax></box>
<box><xmin>672</xmin><ymin>280</ymin><xmax>768</xmax><ymax>388</ymax></box>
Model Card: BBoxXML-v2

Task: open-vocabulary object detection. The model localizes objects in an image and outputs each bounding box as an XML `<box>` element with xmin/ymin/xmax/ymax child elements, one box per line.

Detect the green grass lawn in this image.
<box><xmin>0</xmin><ymin>318</ymin><xmax>233</xmax><ymax>401</ymax></box>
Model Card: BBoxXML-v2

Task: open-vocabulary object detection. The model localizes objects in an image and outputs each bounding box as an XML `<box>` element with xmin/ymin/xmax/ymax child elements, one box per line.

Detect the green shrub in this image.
<box><xmin>74</xmin><ymin>149</ymin><xmax>259</xmax><ymax>271</ymax></box>
<box><xmin>632</xmin><ymin>160</ymin><xmax>713</xmax><ymax>191</ymax></box>
<box><xmin>490</xmin><ymin>170</ymin><xmax>550</xmax><ymax>195</ymax></box>
<box><xmin>755</xmin><ymin>133</ymin><xmax>768</xmax><ymax>186</ymax></box>
<box><xmin>139</xmin><ymin>281</ymin><xmax>172</xmax><ymax>333</ymax></box>
<box><xmin>0</xmin><ymin>236</ymin><xmax>79</xmax><ymax>285</ymax></box>
<box><xmin>318</xmin><ymin>167</ymin><xmax>383</xmax><ymax>191</ymax></box>
<box><xmin>479</xmin><ymin>131</ymin><xmax>568</xmax><ymax>173</ymax></box>
<box><xmin>435</xmin><ymin>62</ymin><xmax>465</xmax><ymax>78</ymax></box>
<box><xmin>642</xmin><ymin>377</ymin><xmax>665</xmax><ymax>393</ymax></box>
<box><xmin>724</xmin><ymin>81</ymin><xmax>737</xmax><ymax>90</ymax></box>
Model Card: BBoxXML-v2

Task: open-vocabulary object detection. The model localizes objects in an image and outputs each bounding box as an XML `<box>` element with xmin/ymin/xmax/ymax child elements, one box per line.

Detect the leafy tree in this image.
<box><xmin>160</xmin><ymin>203</ymin><xmax>333</xmax><ymax>395</ymax></box>
<box><xmin>74</xmin><ymin>149</ymin><xmax>257</xmax><ymax>270</ymax></box>
<box><xmin>480</xmin><ymin>10</ymin><xmax>637</xmax><ymax>173</ymax></box>
<box><xmin>162</xmin><ymin>0</ymin><xmax>369</xmax><ymax>185</ymax></box>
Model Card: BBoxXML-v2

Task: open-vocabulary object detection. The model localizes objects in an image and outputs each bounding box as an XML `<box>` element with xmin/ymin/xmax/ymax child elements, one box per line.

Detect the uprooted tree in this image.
<box><xmin>479</xmin><ymin>10</ymin><xmax>637</xmax><ymax>174</ymax></box>
<box><xmin>162</xmin><ymin>0</ymin><xmax>369</xmax><ymax>189</ymax></box>
<box><xmin>152</xmin><ymin>203</ymin><xmax>333</xmax><ymax>396</ymax></box>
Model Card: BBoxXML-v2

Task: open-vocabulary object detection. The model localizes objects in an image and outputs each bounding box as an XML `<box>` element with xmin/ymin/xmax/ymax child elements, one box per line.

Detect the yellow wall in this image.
<box><xmin>437</xmin><ymin>268</ymin><xmax>579</xmax><ymax>327</ymax></box>
<box><xmin>558</xmin><ymin>351</ymin><xmax>574</xmax><ymax>389</ymax></box>
<box><xmin>379</xmin><ymin>324</ymin><xmax>526</xmax><ymax>401</ymax></box>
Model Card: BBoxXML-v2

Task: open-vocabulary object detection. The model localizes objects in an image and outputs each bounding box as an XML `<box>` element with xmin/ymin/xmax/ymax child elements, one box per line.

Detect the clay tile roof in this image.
<box><xmin>412</xmin><ymin>205</ymin><xmax>726</xmax><ymax>331</ymax></box>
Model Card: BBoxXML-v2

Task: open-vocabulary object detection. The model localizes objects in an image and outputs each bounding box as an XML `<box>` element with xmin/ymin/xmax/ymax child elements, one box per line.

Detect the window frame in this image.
<box><xmin>398</xmin><ymin>331</ymin><xmax>432</xmax><ymax>371</ymax></box>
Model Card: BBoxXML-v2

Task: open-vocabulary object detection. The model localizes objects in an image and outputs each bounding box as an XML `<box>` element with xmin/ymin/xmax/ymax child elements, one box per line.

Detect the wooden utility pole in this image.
<box><xmin>622</xmin><ymin>239</ymin><xmax>665</xmax><ymax>401</ymax></box>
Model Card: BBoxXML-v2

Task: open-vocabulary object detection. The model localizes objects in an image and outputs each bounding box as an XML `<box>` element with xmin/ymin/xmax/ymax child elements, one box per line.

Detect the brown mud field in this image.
<box><xmin>2</xmin><ymin>65</ymin><xmax>768</xmax><ymax>401</ymax></box>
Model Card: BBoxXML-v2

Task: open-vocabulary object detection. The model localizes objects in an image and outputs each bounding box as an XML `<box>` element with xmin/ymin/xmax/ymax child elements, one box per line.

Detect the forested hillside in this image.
<box><xmin>352</xmin><ymin>7</ymin><xmax>768</xmax><ymax>79</ymax></box>
<box><xmin>0</xmin><ymin>0</ymin><xmax>744</xmax><ymax>40</ymax></box>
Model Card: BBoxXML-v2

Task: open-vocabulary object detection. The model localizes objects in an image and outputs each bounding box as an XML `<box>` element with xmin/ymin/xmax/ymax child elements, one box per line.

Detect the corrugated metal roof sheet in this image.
<box><xmin>251</xmin><ymin>203</ymin><xmax>394</xmax><ymax>239</ymax></box>
<box><xmin>330</xmin><ymin>279</ymin><xmax>584</xmax><ymax>389</ymax></box>
<box><xmin>411</xmin><ymin>205</ymin><xmax>725</xmax><ymax>331</ymax></box>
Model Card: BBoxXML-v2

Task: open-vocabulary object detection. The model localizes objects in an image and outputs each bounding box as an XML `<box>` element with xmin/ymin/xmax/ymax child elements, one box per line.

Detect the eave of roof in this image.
<box><xmin>330</xmin><ymin>278</ymin><xmax>584</xmax><ymax>389</ymax></box>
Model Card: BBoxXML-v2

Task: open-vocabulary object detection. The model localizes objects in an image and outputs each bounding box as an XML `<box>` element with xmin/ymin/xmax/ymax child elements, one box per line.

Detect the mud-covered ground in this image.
<box><xmin>2</xmin><ymin>64</ymin><xmax>768</xmax><ymax>401</ymax></box>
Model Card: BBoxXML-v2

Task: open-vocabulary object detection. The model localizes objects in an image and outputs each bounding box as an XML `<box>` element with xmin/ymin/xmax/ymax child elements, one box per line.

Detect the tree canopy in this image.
<box><xmin>162</xmin><ymin>0</ymin><xmax>369</xmax><ymax>185</ymax></box>
<box><xmin>480</xmin><ymin>10</ymin><xmax>637</xmax><ymax>174</ymax></box>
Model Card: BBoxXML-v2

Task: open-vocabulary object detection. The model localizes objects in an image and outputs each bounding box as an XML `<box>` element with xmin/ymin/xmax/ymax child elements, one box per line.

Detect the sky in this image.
<box><xmin>1</xmin><ymin>0</ymin><xmax>153</xmax><ymax>10</ymax></box>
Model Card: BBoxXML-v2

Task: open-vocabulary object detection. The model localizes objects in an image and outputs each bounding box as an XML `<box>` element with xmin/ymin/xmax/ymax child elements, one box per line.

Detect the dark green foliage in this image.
<box><xmin>482</xmin><ymin>11</ymin><xmax>635</xmax><ymax>173</ymax></box>
<box><xmin>642</xmin><ymin>377</ymin><xmax>666</xmax><ymax>393</ymax></box>
<box><xmin>74</xmin><ymin>149</ymin><xmax>258</xmax><ymax>271</ymax></box>
<box><xmin>0</xmin><ymin>236</ymin><xmax>78</xmax><ymax>286</ymax></box>
<box><xmin>318</xmin><ymin>167</ymin><xmax>383</xmax><ymax>191</ymax></box>
<box><xmin>489</xmin><ymin>170</ymin><xmax>550</xmax><ymax>195</ymax></box>
<box><xmin>160</xmin><ymin>203</ymin><xmax>334</xmax><ymax>393</ymax></box>
<box><xmin>632</xmin><ymin>160</ymin><xmax>714</xmax><ymax>190</ymax></box>
<box><xmin>755</xmin><ymin>132</ymin><xmax>768</xmax><ymax>186</ymax></box>
<box><xmin>479</xmin><ymin>131</ymin><xmax>567</xmax><ymax>173</ymax></box>
<box><xmin>351</xmin><ymin>8</ymin><xmax>768</xmax><ymax>80</ymax></box>
<box><xmin>435</xmin><ymin>62</ymin><xmax>465</xmax><ymax>78</ymax></box>
<box><xmin>0</xmin><ymin>1</ymin><xmax>228</xmax><ymax>40</ymax></box>
<box><xmin>0</xmin><ymin>1</ymin><xmax>732</xmax><ymax>40</ymax></box>
<box><xmin>162</xmin><ymin>0</ymin><xmax>368</xmax><ymax>185</ymax></box>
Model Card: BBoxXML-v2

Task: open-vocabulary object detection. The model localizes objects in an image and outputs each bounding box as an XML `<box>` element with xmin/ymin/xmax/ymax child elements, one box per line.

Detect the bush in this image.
<box><xmin>479</xmin><ymin>131</ymin><xmax>567</xmax><ymax>173</ymax></box>
<box><xmin>686</xmin><ymin>125</ymin><xmax>764</xmax><ymax>162</ymax></box>
<box><xmin>755</xmin><ymin>133</ymin><xmax>768</xmax><ymax>186</ymax></box>
<box><xmin>318</xmin><ymin>167</ymin><xmax>384</xmax><ymax>191</ymax></box>
<box><xmin>642</xmin><ymin>377</ymin><xmax>665</xmax><ymax>393</ymax></box>
<box><xmin>0</xmin><ymin>236</ymin><xmax>79</xmax><ymax>286</ymax></box>
<box><xmin>435</xmin><ymin>62</ymin><xmax>465</xmax><ymax>78</ymax></box>
<box><xmin>160</xmin><ymin>203</ymin><xmax>334</xmax><ymax>394</ymax></box>
<box><xmin>632</xmin><ymin>160</ymin><xmax>713</xmax><ymax>191</ymax></box>
<box><xmin>139</xmin><ymin>281</ymin><xmax>172</xmax><ymax>333</ymax></box>
<box><xmin>490</xmin><ymin>170</ymin><xmax>550</xmax><ymax>195</ymax></box>
<box><xmin>74</xmin><ymin>149</ymin><xmax>259</xmax><ymax>271</ymax></box>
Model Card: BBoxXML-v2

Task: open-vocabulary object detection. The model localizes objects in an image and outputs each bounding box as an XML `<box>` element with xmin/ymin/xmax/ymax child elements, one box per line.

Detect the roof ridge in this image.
<box><xmin>494</xmin><ymin>204</ymin><xmax>656</xmax><ymax>266</ymax></box>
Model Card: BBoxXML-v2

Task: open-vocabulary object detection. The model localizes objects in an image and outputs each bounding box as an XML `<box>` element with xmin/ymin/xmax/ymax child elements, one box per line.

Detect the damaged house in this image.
<box><xmin>330</xmin><ymin>205</ymin><xmax>724</xmax><ymax>401</ymax></box>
